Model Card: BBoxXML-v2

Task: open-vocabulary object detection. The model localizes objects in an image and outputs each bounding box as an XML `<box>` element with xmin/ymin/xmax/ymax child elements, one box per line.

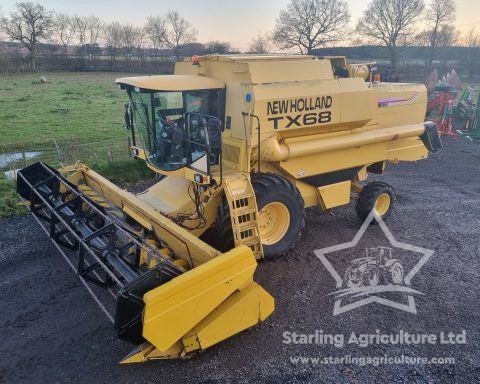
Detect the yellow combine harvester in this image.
<box><xmin>17</xmin><ymin>55</ymin><xmax>441</xmax><ymax>363</ymax></box>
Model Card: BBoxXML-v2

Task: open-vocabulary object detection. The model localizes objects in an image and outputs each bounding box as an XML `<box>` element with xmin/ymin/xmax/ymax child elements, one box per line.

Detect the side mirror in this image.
<box><xmin>124</xmin><ymin>102</ymin><xmax>131</xmax><ymax>130</ymax></box>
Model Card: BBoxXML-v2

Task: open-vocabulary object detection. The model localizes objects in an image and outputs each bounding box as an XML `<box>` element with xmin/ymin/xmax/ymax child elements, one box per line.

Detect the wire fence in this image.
<box><xmin>0</xmin><ymin>137</ymin><xmax>133</xmax><ymax>179</ymax></box>
<box><xmin>0</xmin><ymin>54</ymin><xmax>176</xmax><ymax>74</ymax></box>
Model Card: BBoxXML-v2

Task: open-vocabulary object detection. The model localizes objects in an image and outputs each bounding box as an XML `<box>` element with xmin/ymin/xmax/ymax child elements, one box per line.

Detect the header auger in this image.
<box><xmin>17</xmin><ymin>54</ymin><xmax>441</xmax><ymax>363</ymax></box>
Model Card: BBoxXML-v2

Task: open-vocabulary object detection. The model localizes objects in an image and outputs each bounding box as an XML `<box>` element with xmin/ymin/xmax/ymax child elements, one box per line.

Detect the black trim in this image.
<box><xmin>219</xmin><ymin>88</ymin><xmax>226</xmax><ymax>130</ymax></box>
<box><xmin>114</xmin><ymin>264</ymin><xmax>181</xmax><ymax>345</ymax></box>
<box><xmin>421</xmin><ymin>122</ymin><xmax>443</xmax><ymax>154</ymax></box>
<box><xmin>301</xmin><ymin>166</ymin><xmax>363</xmax><ymax>187</ymax></box>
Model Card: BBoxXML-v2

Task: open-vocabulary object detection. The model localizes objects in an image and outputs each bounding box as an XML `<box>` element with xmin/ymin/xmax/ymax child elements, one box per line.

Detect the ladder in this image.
<box><xmin>223</xmin><ymin>174</ymin><xmax>263</xmax><ymax>259</ymax></box>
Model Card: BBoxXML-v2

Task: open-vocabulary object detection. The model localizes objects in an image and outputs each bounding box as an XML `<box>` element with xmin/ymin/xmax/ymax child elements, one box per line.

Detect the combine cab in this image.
<box><xmin>17</xmin><ymin>54</ymin><xmax>442</xmax><ymax>363</ymax></box>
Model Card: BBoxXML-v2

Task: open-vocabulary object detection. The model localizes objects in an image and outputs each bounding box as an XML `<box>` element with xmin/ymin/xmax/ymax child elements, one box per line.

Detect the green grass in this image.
<box><xmin>0</xmin><ymin>175</ymin><xmax>27</xmax><ymax>219</ymax></box>
<box><xmin>0</xmin><ymin>72</ymin><xmax>135</xmax><ymax>151</ymax></box>
<box><xmin>0</xmin><ymin>71</ymin><xmax>156</xmax><ymax>218</ymax></box>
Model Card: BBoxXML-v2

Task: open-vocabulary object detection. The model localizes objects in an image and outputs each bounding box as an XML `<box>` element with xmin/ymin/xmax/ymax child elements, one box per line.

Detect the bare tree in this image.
<box><xmin>356</xmin><ymin>0</ymin><xmax>425</xmax><ymax>68</ymax></box>
<box><xmin>161</xmin><ymin>11</ymin><xmax>197</xmax><ymax>60</ymax></box>
<box><xmin>463</xmin><ymin>27</ymin><xmax>480</xmax><ymax>48</ymax></box>
<box><xmin>416</xmin><ymin>24</ymin><xmax>458</xmax><ymax>50</ymax></box>
<box><xmin>204</xmin><ymin>40</ymin><xmax>232</xmax><ymax>54</ymax></box>
<box><xmin>145</xmin><ymin>15</ymin><xmax>166</xmax><ymax>63</ymax></box>
<box><xmin>103</xmin><ymin>21</ymin><xmax>123</xmax><ymax>68</ymax></box>
<box><xmin>272</xmin><ymin>0</ymin><xmax>350</xmax><ymax>54</ymax></box>
<box><xmin>73</xmin><ymin>15</ymin><xmax>88</xmax><ymax>57</ymax></box>
<box><xmin>120</xmin><ymin>24</ymin><xmax>141</xmax><ymax>64</ymax></box>
<box><xmin>0</xmin><ymin>1</ymin><xmax>53</xmax><ymax>70</ymax></box>
<box><xmin>0</xmin><ymin>6</ymin><xmax>4</xmax><ymax>39</ymax></box>
<box><xmin>53</xmin><ymin>13</ymin><xmax>75</xmax><ymax>59</ymax></box>
<box><xmin>249</xmin><ymin>32</ymin><xmax>271</xmax><ymax>54</ymax></box>
<box><xmin>135</xmin><ymin>28</ymin><xmax>146</xmax><ymax>62</ymax></box>
<box><xmin>437</xmin><ymin>24</ymin><xmax>460</xmax><ymax>68</ymax></box>
<box><xmin>422</xmin><ymin>0</ymin><xmax>456</xmax><ymax>70</ymax></box>
<box><xmin>86</xmin><ymin>16</ymin><xmax>102</xmax><ymax>59</ymax></box>
<box><xmin>461</xmin><ymin>27</ymin><xmax>480</xmax><ymax>81</ymax></box>
<box><xmin>436</xmin><ymin>24</ymin><xmax>459</xmax><ymax>47</ymax></box>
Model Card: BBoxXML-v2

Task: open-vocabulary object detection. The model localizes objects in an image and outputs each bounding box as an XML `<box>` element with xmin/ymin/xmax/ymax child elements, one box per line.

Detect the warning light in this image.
<box><xmin>374</xmin><ymin>74</ymin><xmax>381</xmax><ymax>83</ymax></box>
<box><xmin>192</xmin><ymin>55</ymin><xmax>200</xmax><ymax>66</ymax></box>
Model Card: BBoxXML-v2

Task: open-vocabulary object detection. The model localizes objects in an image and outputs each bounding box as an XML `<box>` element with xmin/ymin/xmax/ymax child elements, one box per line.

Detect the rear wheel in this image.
<box><xmin>215</xmin><ymin>173</ymin><xmax>305</xmax><ymax>259</ymax></box>
<box><xmin>355</xmin><ymin>181</ymin><xmax>395</xmax><ymax>222</ymax></box>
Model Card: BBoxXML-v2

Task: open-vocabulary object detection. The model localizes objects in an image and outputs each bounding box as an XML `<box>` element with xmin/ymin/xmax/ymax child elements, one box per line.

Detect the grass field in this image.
<box><xmin>0</xmin><ymin>71</ymin><xmax>154</xmax><ymax>218</ymax></box>
<box><xmin>0</xmin><ymin>72</ymin><xmax>132</xmax><ymax>150</ymax></box>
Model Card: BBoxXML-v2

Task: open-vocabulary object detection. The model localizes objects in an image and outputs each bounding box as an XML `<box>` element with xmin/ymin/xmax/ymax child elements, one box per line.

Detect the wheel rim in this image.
<box><xmin>258</xmin><ymin>202</ymin><xmax>290</xmax><ymax>245</ymax></box>
<box><xmin>374</xmin><ymin>193</ymin><xmax>391</xmax><ymax>216</ymax></box>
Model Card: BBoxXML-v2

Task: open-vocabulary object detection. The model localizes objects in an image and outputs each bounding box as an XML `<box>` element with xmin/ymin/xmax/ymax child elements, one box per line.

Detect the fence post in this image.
<box><xmin>54</xmin><ymin>139</ymin><xmax>62</xmax><ymax>162</ymax></box>
<box><xmin>22</xmin><ymin>151</ymin><xmax>27</xmax><ymax>167</ymax></box>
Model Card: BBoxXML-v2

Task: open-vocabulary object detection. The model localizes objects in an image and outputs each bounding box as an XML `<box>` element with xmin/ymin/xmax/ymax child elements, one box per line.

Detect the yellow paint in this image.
<box><xmin>356</xmin><ymin>166</ymin><xmax>368</xmax><ymax>182</ymax></box>
<box><xmin>375</xmin><ymin>193</ymin><xmax>391</xmax><ymax>216</ymax></box>
<box><xmin>142</xmin><ymin>246</ymin><xmax>260</xmax><ymax>352</ymax></box>
<box><xmin>181</xmin><ymin>281</ymin><xmax>274</xmax><ymax>351</ymax></box>
<box><xmin>223</xmin><ymin>174</ymin><xmax>263</xmax><ymax>258</ymax></box>
<box><xmin>317</xmin><ymin>181</ymin><xmax>352</xmax><ymax>210</ymax></box>
<box><xmin>71</xmin><ymin>167</ymin><xmax>221</xmax><ymax>266</ymax></box>
<box><xmin>116</xmin><ymin>74</ymin><xmax>224</xmax><ymax>91</ymax></box>
<box><xmin>120</xmin><ymin>342</ymin><xmax>185</xmax><ymax>363</ymax></box>
<box><xmin>258</xmin><ymin>202</ymin><xmax>290</xmax><ymax>245</ymax></box>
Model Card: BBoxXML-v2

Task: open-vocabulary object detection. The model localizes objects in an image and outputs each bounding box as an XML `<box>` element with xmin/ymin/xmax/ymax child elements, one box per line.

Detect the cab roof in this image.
<box><xmin>116</xmin><ymin>74</ymin><xmax>225</xmax><ymax>91</ymax></box>
<box><xmin>185</xmin><ymin>54</ymin><xmax>316</xmax><ymax>63</ymax></box>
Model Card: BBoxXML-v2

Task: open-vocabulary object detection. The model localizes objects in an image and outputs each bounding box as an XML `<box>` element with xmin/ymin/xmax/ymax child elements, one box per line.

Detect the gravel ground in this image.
<box><xmin>1</xmin><ymin>137</ymin><xmax>479</xmax><ymax>383</ymax></box>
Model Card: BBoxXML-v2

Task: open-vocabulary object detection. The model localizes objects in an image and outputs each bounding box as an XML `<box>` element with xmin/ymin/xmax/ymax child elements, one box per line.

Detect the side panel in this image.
<box><xmin>376</xmin><ymin>83</ymin><xmax>428</xmax><ymax>128</ymax></box>
<box><xmin>252</xmin><ymin>77</ymin><xmax>376</xmax><ymax>139</ymax></box>
<box><xmin>142</xmin><ymin>246</ymin><xmax>257</xmax><ymax>352</ymax></box>
<box><xmin>317</xmin><ymin>181</ymin><xmax>352</xmax><ymax>210</ymax></box>
<box><xmin>247</xmin><ymin>59</ymin><xmax>334</xmax><ymax>83</ymax></box>
<box><xmin>278</xmin><ymin>138</ymin><xmax>428</xmax><ymax>180</ymax></box>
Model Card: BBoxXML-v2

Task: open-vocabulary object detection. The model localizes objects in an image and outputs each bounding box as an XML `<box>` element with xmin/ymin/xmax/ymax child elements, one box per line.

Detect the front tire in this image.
<box><xmin>252</xmin><ymin>173</ymin><xmax>305</xmax><ymax>259</ymax></box>
<box><xmin>215</xmin><ymin>195</ymin><xmax>234</xmax><ymax>252</ymax></box>
<box><xmin>215</xmin><ymin>173</ymin><xmax>305</xmax><ymax>259</ymax></box>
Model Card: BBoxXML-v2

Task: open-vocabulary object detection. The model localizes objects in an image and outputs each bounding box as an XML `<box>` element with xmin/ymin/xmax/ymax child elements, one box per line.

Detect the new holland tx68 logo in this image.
<box><xmin>267</xmin><ymin>96</ymin><xmax>333</xmax><ymax>130</ymax></box>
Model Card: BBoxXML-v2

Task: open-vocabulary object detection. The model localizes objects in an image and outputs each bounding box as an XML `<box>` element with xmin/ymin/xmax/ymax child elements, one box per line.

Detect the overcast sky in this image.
<box><xmin>1</xmin><ymin>0</ymin><xmax>479</xmax><ymax>50</ymax></box>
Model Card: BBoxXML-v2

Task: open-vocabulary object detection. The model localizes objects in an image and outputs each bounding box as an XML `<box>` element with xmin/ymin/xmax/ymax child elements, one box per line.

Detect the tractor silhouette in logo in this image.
<box><xmin>344</xmin><ymin>247</ymin><xmax>404</xmax><ymax>288</ymax></box>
